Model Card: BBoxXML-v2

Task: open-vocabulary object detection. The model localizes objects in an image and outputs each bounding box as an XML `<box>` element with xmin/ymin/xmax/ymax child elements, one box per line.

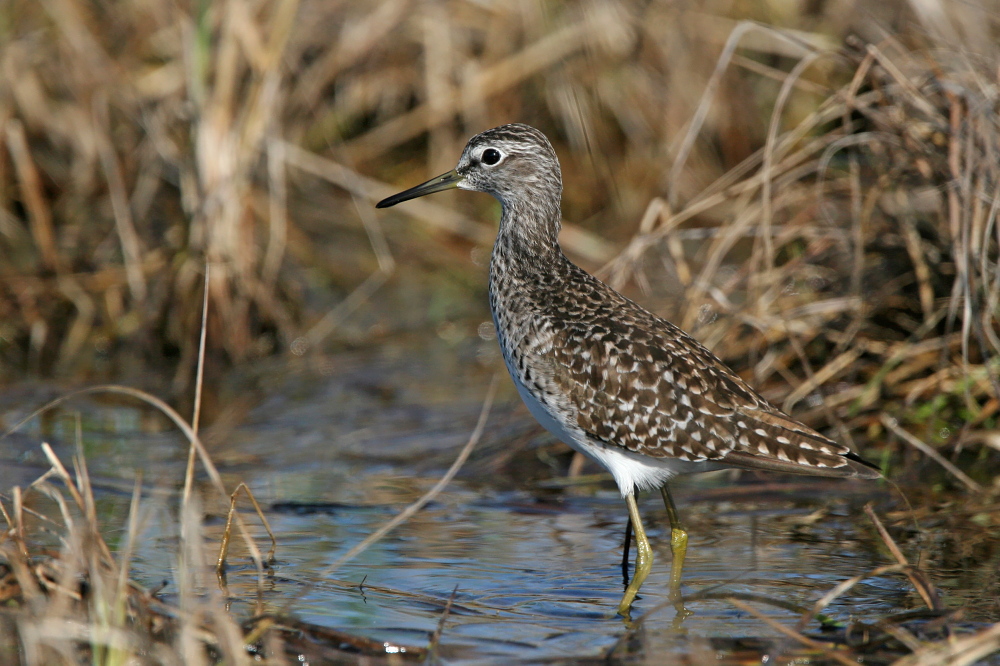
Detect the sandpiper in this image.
<box><xmin>376</xmin><ymin>123</ymin><xmax>879</xmax><ymax>617</ymax></box>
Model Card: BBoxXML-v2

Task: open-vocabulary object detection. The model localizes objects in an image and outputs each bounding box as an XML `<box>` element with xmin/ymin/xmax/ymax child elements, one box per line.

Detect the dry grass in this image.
<box><xmin>1</xmin><ymin>2</ymin><xmax>999</xmax><ymax>660</ymax></box>
<box><xmin>606</xmin><ymin>31</ymin><xmax>1000</xmax><ymax>489</ymax></box>
<box><xmin>0</xmin><ymin>438</ymin><xmax>434</xmax><ymax>664</ymax></box>
<box><xmin>0</xmin><ymin>443</ymin><xmax>253</xmax><ymax>664</ymax></box>
<box><xmin>0</xmin><ymin>0</ymin><xmax>996</xmax><ymax>399</ymax></box>
<box><xmin>2</xmin><ymin>7</ymin><xmax>999</xmax><ymax>638</ymax></box>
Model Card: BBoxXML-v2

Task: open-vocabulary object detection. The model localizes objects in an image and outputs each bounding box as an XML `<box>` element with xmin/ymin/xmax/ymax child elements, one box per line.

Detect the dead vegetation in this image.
<box><xmin>1</xmin><ymin>0</ymin><xmax>1000</xmax><ymax>662</ymax></box>
<box><xmin>600</xmin><ymin>28</ymin><xmax>1000</xmax><ymax>493</ymax></box>
<box><xmin>1</xmin><ymin>0</ymin><xmax>998</xmax><ymax>489</ymax></box>
<box><xmin>0</xmin><ymin>441</ymin><xmax>431</xmax><ymax>664</ymax></box>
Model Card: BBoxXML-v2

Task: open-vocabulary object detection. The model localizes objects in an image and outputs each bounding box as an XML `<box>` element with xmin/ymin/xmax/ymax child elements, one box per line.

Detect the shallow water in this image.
<box><xmin>2</xmin><ymin>335</ymin><xmax>997</xmax><ymax>664</ymax></box>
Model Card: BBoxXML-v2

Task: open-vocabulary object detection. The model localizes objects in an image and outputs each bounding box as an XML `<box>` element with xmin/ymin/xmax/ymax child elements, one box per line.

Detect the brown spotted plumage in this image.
<box><xmin>377</xmin><ymin>123</ymin><xmax>879</xmax><ymax>616</ymax></box>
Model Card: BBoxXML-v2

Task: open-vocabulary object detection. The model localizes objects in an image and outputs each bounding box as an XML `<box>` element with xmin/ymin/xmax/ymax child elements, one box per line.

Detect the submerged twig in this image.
<box><xmin>726</xmin><ymin>597</ymin><xmax>859</xmax><ymax>666</ymax></box>
<box><xmin>795</xmin><ymin>563</ymin><xmax>908</xmax><ymax>631</ymax></box>
<box><xmin>890</xmin><ymin>621</ymin><xmax>1000</xmax><ymax>666</ymax></box>
<box><xmin>427</xmin><ymin>584</ymin><xmax>459</xmax><ymax>658</ymax></box>
<box><xmin>864</xmin><ymin>503</ymin><xmax>940</xmax><ymax>611</ymax></box>
<box><xmin>216</xmin><ymin>483</ymin><xmax>278</xmax><ymax>572</ymax></box>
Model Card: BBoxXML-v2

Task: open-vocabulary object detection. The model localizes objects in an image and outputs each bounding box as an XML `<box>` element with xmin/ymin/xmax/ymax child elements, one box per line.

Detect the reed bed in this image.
<box><xmin>2</xmin><ymin>1</ymin><xmax>997</xmax><ymax>483</ymax></box>
<box><xmin>0</xmin><ymin>442</ymin><xmax>252</xmax><ymax>664</ymax></box>
<box><xmin>0</xmin><ymin>439</ymin><xmax>435</xmax><ymax>664</ymax></box>
<box><xmin>601</xmin><ymin>30</ymin><xmax>1000</xmax><ymax>493</ymax></box>
<box><xmin>0</xmin><ymin>1</ymin><xmax>995</xmax><ymax>419</ymax></box>
<box><xmin>1</xmin><ymin>10</ymin><xmax>997</xmax><ymax>616</ymax></box>
<box><xmin>1</xmin><ymin>0</ymin><xmax>999</xmax><ymax>660</ymax></box>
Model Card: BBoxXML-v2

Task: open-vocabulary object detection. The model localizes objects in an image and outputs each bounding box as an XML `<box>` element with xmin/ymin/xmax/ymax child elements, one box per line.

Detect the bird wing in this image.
<box><xmin>539</xmin><ymin>287</ymin><xmax>876</xmax><ymax>479</ymax></box>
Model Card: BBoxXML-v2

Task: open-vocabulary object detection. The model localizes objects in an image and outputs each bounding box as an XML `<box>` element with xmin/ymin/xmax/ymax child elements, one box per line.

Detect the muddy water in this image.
<box><xmin>1</xmin><ymin>335</ymin><xmax>997</xmax><ymax>664</ymax></box>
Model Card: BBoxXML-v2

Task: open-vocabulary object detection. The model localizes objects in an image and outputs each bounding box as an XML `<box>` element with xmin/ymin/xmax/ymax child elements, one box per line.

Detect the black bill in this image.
<box><xmin>375</xmin><ymin>169</ymin><xmax>463</xmax><ymax>208</ymax></box>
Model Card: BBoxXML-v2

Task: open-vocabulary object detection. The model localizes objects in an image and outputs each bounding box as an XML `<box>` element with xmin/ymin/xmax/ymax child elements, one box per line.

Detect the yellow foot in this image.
<box><xmin>617</xmin><ymin>547</ymin><xmax>652</xmax><ymax>617</ymax></box>
<box><xmin>618</xmin><ymin>493</ymin><xmax>653</xmax><ymax>618</ymax></box>
<box><xmin>668</xmin><ymin>526</ymin><xmax>692</xmax><ymax>624</ymax></box>
<box><xmin>669</xmin><ymin>526</ymin><xmax>688</xmax><ymax>586</ymax></box>
<box><xmin>617</xmin><ymin>589</ymin><xmax>637</xmax><ymax>619</ymax></box>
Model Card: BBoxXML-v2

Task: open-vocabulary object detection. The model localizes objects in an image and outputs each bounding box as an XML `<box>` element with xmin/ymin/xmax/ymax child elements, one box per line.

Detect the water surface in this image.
<box><xmin>2</xmin><ymin>335</ymin><xmax>996</xmax><ymax>664</ymax></box>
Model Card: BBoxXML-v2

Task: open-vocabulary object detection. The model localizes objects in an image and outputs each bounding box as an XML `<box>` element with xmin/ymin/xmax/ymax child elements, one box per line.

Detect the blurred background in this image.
<box><xmin>2</xmin><ymin>2</ymin><xmax>1000</xmax><ymax>661</ymax></box>
<box><xmin>1</xmin><ymin>0</ymin><xmax>999</xmax><ymax>488</ymax></box>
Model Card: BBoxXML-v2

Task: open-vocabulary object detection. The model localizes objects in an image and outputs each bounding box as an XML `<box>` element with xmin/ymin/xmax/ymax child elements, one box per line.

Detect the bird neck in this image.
<box><xmin>489</xmin><ymin>199</ymin><xmax>570</xmax><ymax>308</ymax></box>
<box><xmin>494</xmin><ymin>194</ymin><xmax>562</xmax><ymax>261</ymax></box>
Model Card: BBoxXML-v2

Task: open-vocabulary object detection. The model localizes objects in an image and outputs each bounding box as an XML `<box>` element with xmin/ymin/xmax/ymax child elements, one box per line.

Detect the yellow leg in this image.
<box><xmin>617</xmin><ymin>493</ymin><xmax>652</xmax><ymax>618</ymax></box>
<box><xmin>661</xmin><ymin>485</ymin><xmax>692</xmax><ymax>621</ymax></box>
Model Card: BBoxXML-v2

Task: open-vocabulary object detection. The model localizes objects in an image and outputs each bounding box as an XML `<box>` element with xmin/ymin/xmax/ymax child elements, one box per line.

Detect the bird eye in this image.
<box><xmin>481</xmin><ymin>148</ymin><xmax>502</xmax><ymax>166</ymax></box>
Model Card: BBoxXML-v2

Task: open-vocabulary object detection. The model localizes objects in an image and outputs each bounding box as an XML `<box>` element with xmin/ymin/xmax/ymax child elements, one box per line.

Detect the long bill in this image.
<box><xmin>375</xmin><ymin>169</ymin><xmax>463</xmax><ymax>208</ymax></box>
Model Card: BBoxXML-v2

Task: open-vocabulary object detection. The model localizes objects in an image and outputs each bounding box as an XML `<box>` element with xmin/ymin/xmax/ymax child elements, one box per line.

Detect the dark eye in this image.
<box><xmin>482</xmin><ymin>148</ymin><xmax>502</xmax><ymax>165</ymax></box>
